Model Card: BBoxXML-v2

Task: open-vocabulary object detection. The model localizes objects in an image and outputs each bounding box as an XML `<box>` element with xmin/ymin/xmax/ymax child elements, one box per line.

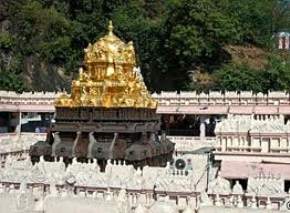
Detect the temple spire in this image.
<box><xmin>55</xmin><ymin>21</ymin><xmax>156</xmax><ymax>109</ymax></box>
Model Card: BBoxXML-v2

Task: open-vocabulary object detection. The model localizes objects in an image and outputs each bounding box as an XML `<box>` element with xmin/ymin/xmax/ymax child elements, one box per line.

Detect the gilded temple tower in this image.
<box><xmin>55</xmin><ymin>21</ymin><xmax>156</xmax><ymax>109</ymax></box>
<box><xmin>30</xmin><ymin>21</ymin><xmax>174</xmax><ymax>168</ymax></box>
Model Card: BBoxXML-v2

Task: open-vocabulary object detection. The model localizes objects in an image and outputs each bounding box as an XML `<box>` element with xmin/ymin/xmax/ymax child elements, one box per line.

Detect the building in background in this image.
<box><xmin>276</xmin><ymin>32</ymin><xmax>290</xmax><ymax>50</ymax></box>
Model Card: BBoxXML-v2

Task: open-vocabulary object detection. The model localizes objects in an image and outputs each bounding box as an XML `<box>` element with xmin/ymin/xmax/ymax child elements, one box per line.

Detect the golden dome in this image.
<box><xmin>84</xmin><ymin>21</ymin><xmax>136</xmax><ymax>66</ymax></box>
<box><xmin>55</xmin><ymin>21</ymin><xmax>157</xmax><ymax>109</ymax></box>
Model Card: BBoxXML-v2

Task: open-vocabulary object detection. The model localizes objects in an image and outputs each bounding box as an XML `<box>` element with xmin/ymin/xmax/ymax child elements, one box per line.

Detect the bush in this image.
<box><xmin>0</xmin><ymin>70</ymin><xmax>25</xmax><ymax>92</ymax></box>
<box><xmin>0</xmin><ymin>32</ymin><xmax>13</xmax><ymax>50</ymax></box>
<box><xmin>213</xmin><ymin>63</ymin><xmax>263</xmax><ymax>92</ymax></box>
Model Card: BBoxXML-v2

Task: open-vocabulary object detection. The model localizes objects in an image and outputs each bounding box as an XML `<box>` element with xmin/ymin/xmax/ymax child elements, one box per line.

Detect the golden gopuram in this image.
<box><xmin>55</xmin><ymin>21</ymin><xmax>156</xmax><ymax>109</ymax></box>
<box><xmin>30</xmin><ymin>21</ymin><xmax>174</xmax><ymax>169</ymax></box>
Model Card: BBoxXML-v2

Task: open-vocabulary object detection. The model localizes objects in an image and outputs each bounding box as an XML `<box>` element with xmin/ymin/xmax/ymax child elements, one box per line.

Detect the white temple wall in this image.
<box><xmin>0</xmin><ymin>153</ymin><xmax>289</xmax><ymax>212</ymax></box>
<box><xmin>214</xmin><ymin>115</ymin><xmax>290</xmax><ymax>156</ymax></box>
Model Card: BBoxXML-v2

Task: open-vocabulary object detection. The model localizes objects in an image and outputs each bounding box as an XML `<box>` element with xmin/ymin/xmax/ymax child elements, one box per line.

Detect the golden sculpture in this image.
<box><xmin>55</xmin><ymin>21</ymin><xmax>157</xmax><ymax>109</ymax></box>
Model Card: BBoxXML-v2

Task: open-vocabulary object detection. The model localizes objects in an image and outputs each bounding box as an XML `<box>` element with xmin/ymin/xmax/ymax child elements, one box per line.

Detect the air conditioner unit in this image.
<box><xmin>170</xmin><ymin>156</ymin><xmax>193</xmax><ymax>175</ymax></box>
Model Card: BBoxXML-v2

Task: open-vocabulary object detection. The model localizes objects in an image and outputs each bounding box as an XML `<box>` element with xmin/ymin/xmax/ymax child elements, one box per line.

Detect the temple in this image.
<box><xmin>1</xmin><ymin>23</ymin><xmax>290</xmax><ymax>213</ymax></box>
<box><xmin>29</xmin><ymin>21</ymin><xmax>174</xmax><ymax>168</ymax></box>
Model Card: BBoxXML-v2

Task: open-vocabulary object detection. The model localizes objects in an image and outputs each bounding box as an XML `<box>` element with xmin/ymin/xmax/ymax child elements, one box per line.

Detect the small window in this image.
<box><xmin>284</xmin><ymin>180</ymin><xmax>290</xmax><ymax>192</ymax></box>
<box><xmin>230</xmin><ymin>178</ymin><xmax>248</xmax><ymax>191</ymax></box>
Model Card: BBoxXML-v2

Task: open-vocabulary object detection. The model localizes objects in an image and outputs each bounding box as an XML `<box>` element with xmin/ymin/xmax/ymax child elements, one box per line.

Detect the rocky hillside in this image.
<box><xmin>225</xmin><ymin>45</ymin><xmax>268</xmax><ymax>71</ymax></box>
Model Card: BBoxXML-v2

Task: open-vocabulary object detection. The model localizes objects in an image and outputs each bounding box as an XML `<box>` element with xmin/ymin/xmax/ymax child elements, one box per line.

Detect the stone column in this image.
<box><xmin>200</xmin><ymin>116</ymin><xmax>207</xmax><ymax>141</ymax></box>
<box><xmin>286</xmin><ymin>35</ymin><xmax>290</xmax><ymax>50</ymax></box>
<box><xmin>278</xmin><ymin>35</ymin><xmax>284</xmax><ymax>49</ymax></box>
<box><xmin>15</xmin><ymin>111</ymin><xmax>22</xmax><ymax>134</ymax></box>
<box><xmin>221</xmin><ymin>137</ymin><xmax>227</xmax><ymax>152</ymax></box>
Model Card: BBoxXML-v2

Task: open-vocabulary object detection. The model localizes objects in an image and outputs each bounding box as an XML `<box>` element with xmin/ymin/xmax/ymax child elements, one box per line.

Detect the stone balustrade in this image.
<box><xmin>153</xmin><ymin>91</ymin><xmax>290</xmax><ymax>106</ymax></box>
<box><xmin>215</xmin><ymin>136</ymin><xmax>290</xmax><ymax>154</ymax></box>
<box><xmin>0</xmin><ymin>90</ymin><xmax>290</xmax><ymax>114</ymax></box>
<box><xmin>164</xmin><ymin>133</ymin><xmax>290</xmax><ymax>159</ymax></box>
<box><xmin>0</xmin><ymin>91</ymin><xmax>60</xmax><ymax>104</ymax></box>
<box><xmin>0</xmin><ymin>90</ymin><xmax>60</xmax><ymax>112</ymax></box>
<box><xmin>167</xmin><ymin>136</ymin><xmax>215</xmax><ymax>152</ymax></box>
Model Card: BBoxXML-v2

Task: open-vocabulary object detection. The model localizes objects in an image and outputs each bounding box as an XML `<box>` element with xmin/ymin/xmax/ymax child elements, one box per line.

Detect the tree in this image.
<box><xmin>1</xmin><ymin>0</ymin><xmax>290</xmax><ymax>92</ymax></box>
<box><xmin>213</xmin><ymin>54</ymin><xmax>290</xmax><ymax>92</ymax></box>
<box><xmin>151</xmin><ymin>0</ymin><xmax>239</xmax><ymax>90</ymax></box>
<box><xmin>261</xmin><ymin>55</ymin><xmax>290</xmax><ymax>91</ymax></box>
<box><xmin>9</xmin><ymin>0</ymin><xmax>73</xmax><ymax>64</ymax></box>
<box><xmin>213</xmin><ymin>64</ymin><xmax>263</xmax><ymax>92</ymax></box>
<box><xmin>0</xmin><ymin>69</ymin><xmax>25</xmax><ymax>92</ymax></box>
<box><xmin>225</xmin><ymin>0</ymin><xmax>290</xmax><ymax>47</ymax></box>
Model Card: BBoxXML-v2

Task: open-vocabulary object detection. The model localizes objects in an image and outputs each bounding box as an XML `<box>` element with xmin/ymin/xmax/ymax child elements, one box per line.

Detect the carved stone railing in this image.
<box><xmin>167</xmin><ymin>136</ymin><xmax>215</xmax><ymax>152</ymax></box>
<box><xmin>0</xmin><ymin>91</ymin><xmax>60</xmax><ymax>105</ymax></box>
<box><xmin>153</xmin><ymin>91</ymin><xmax>290</xmax><ymax>106</ymax></box>
<box><xmin>205</xmin><ymin>193</ymin><xmax>288</xmax><ymax>211</ymax></box>
<box><xmin>0</xmin><ymin>90</ymin><xmax>289</xmax><ymax>110</ymax></box>
<box><xmin>215</xmin><ymin>134</ymin><xmax>290</xmax><ymax>154</ymax></box>
<box><xmin>161</xmin><ymin>134</ymin><xmax>290</xmax><ymax>157</ymax></box>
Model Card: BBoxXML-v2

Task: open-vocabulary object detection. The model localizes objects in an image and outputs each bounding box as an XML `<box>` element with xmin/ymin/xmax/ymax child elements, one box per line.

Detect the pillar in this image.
<box><xmin>200</xmin><ymin>115</ymin><xmax>207</xmax><ymax>140</ymax></box>
<box><xmin>278</xmin><ymin>35</ymin><xmax>283</xmax><ymax>49</ymax></box>
<box><xmin>14</xmin><ymin>111</ymin><xmax>22</xmax><ymax>134</ymax></box>
<box><xmin>221</xmin><ymin>137</ymin><xmax>227</xmax><ymax>152</ymax></box>
<box><xmin>286</xmin><ymin>35</ymin><xmax>290</xmax><ymax>50</ymax></box>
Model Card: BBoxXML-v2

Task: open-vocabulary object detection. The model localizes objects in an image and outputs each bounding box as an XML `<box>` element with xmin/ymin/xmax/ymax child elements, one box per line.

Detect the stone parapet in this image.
<box><xmin>153</xmin><ymin>91</ymin><xmax>290</xmax><ymax>106</ymax></box>
<box><xmin>0</xmin><ymin>90</ymin><xmax>290</xmax><ymax>114</ymax></box>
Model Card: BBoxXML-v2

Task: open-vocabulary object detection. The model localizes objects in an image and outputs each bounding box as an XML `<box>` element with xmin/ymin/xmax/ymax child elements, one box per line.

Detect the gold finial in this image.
<box><xmin>108</xmin><ymin>20</ymin><xmax>113</xmax><ymax>35</ymax></box>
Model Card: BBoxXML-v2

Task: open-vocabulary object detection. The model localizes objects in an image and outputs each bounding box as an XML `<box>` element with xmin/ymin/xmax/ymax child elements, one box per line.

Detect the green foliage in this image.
<box><xmin>214</xmin><ymin>55</ymin><xmax>290</xmax><ymax>92</ymax></box>
<box><xmin>213</xmin><ymin>64</ymin><xmax>264</xmax><ymax>92</ymax></box>
<box><xmin>224</xmin><ymin>0</ymin><xmax>290</xmax><ymax>47</ymax></box>
<box><xmin>167</xmin><ymin>0</ymin><xmax>238</xmax><ymax>59</ymax></box>
<box><xmin>10</xmin><ymin>1</ymin><xmax>73</xmax><ymax>63</ymax></box>
<box><xmin>261</xmin><ymin>55</ymin><xmax>290</xmax><ymax>91</ymax></box>
<box><xmin>0</xmin><ymin>0</ymin><xmax>289</xmax><ymax>91</ymax></box>
<box><xmin>0</xmin><ymin>32</ymin><xmax>13</xmax><ymax>50</ymax></box>
<box><xmin>161</xmin><ymin>0</ymin><xmax>239</xmax><ymax>87</ymax></box>
<box><xmin>0</xmin><ymin>69</ymin><xmax>25</xmax><ymax>92</ymax></box>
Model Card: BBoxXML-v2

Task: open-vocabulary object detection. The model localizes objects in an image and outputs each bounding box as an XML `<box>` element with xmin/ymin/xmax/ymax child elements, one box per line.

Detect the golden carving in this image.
<box><xmin>55</xmin><ymin>21</ymin><xmax>157</xmax><ymax>109</ymax></box>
